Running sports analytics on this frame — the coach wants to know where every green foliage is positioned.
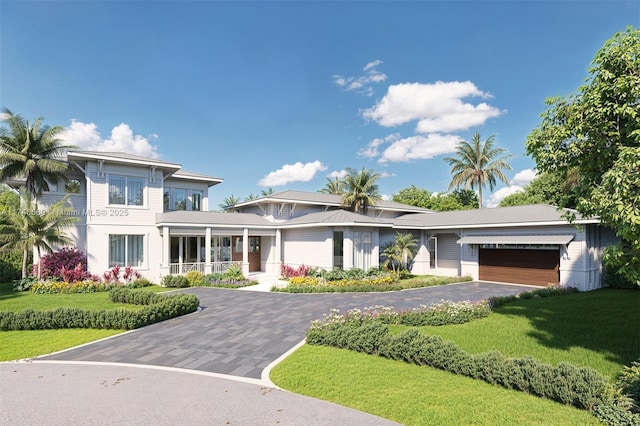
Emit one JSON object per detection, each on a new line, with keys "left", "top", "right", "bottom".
{"left": 12, "top": 277, "right": 35, "bottom": 292}
{"left": 0, "top": 249, "right": 26, "bottom": 282}
{"left": 308, "top": 317, "right": 610, "bottom": 410}
{"left": 0, "top": 108, "right": 75, "bottom": 198}
{"left": 161, "top": 274, "right": 190, "bottom": 288}
{"left": 592, "top": 404, "right": 640, "bottom": 426}
{"left": 184, "top": 270, "right": 204, "bottom": 286}
{"left": 381, "top": 232, "right": 417, "bottom": 276}
{"left": 392, "top": 185, "right": 478, "bottom": 211}
{"left": 0, "top": 288, "right": 199, "bottom": 330}
{"left": 525, "top": 27, "right": 640, "bottom": 286}
{"left": 275, "top": 274, "right": 471, "bottom": 293}
{"left": 617, "top": 359, "right": 640, "bottom": 411}
{"left": 444, "top": 131, "right": 513, "bottom": 209}
{"left": 341, "top": 167, "right": 381, "bottom": 214}
{"left": 30, "top": 280, "right": 114, "bottom": 294}
{"left": 224, "top": 264, "right": 244, "bottom": 280}
{"left": 499, "top": 172, "right": 578, "bottom": 208}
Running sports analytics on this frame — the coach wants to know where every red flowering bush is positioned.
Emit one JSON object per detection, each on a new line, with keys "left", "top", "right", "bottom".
{"left": 280, "top": 263, "right": 313, "bottom": 279}
{"left": 60, "top": 263, "right": 89, "bottom": 283}
{"left": 34, "top": 248, "right": 87, "bottom": 280}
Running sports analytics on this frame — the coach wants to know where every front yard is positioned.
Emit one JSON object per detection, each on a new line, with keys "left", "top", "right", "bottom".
{"left": 270, "top": 288, "right": 640, "bottom": 425}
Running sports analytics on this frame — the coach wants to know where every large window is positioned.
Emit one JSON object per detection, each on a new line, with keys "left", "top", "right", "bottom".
{"left": 173, "top": 188, "right": 187, "bottom": 210}
{"left": 109, "top": 234, "right": 144, "bottom": 267}
{"left": 211, "top": 237, "right": 231, "bottom": 262}
{"left": 353, "top": 231, "right": 372, "bottom": 270}
{"left": 109, "top": 176, "right": 144, "bottom": 206}
{"left": 333, "top": 231, "right": 344, "bottom": 269}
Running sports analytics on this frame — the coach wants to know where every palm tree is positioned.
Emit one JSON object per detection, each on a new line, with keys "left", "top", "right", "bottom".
{"left": 319, "top": 177, "right": 345, "bottom": 195}
{"left": 443, "top": 131, "right": 513, "bottom": 209}
{"left": 219, "top": 194, "right": 240, "bottom": 212}
{"left": 260, "top": 187, "right": 275, "bottom": 197}
{"left": 342, "top": 167, "right": 381, "bottom": 214}
{"left": 0, "top": 190, "right": 78, "bottom": 278}
{"left": 381, "top": 232, "right": 418, "bottom": 276}
{"left": 0, "top": 108, "right": 75, "bottom": 199}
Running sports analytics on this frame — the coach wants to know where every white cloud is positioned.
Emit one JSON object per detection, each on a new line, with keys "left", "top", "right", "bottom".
{"left": 510, "top": 168, "right": 537, "bottom": 186}
{"left": 486, "top": 186, "right": 525, "bottom": 208}
{"left": 378, "top": 133, "right": 462, "bottom": 163}
{"left": 333, "top": 60, "right": 387, "bottom": 96}
{"left": 357, "top": 134, "right": 400, "bottom": 158}
{"left": 379, "top": 171, "right": 396, "bottom": 178}
{"left": 361, "top": 81, "right": 503, "bottom": 133}
{"left": 259, "top": 161, "right": 327, "bottom": 187}
{"left": 328, "top": 169, "right": 348, "bottom": 179}
{"left": 380, "top": 194, "right": 391, "bottom": 201}
{"left": 485, "top": 169, "right": 537, "bottom": 207}
{"left": 61, "top": 120, "right": 160, "bottom": 158}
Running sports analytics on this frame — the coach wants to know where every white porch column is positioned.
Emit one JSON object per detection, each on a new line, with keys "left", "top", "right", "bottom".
{"left": 178, "top": 236, "right": 183, "bottom": 272}
{"left": 343, "top": 228, "right": 354, "bottom": 269}
{"left": 266, "top": 229, "right": 282, "bottom": 275}
{"left": 411, "top": 229, "right": 430, "bottom": 275}
{"left": 242, "top": 228, "right": 249, "bottom": 276}
{"left": 161, "top": 226, "right": 171, "bottom": 278}
{"left": 205, "top": 227, "right": 212, "bottom": 275}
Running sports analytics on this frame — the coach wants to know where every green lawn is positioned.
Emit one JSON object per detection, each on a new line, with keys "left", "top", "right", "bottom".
{"left": 0, "top": 282, "right": 172, "bottom": 361}
{"left": 270, "top": 345, "right": 600, "bottom": 426}
{"left": 395, "top": 288, "right": 640, "bottom": 379}
{"left": 271, "top": 288, "right": 639, "bottom": 424}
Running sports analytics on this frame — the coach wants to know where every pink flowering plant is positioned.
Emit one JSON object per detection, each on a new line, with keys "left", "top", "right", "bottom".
{"left": 33, "top": 247, "right": 87, "bottom": 280}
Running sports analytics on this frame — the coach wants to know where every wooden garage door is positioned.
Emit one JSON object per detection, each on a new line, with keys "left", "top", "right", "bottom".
{"left": 479, "top": 248, "right": 559, "bottom": 286}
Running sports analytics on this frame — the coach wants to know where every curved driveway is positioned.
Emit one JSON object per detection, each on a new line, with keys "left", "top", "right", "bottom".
{"left": 2, "top": 281, "right": 536, "bottom": 425}
{"left": 41, "top": 281, "right": 534, "bottom": 380}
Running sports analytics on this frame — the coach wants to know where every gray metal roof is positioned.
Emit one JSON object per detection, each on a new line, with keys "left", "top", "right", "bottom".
{"left": 170, "top": 170, "right": 223, "bottom": 185}
{"left": 156, "top": 211, "right": 274, "bottom": 227}
{"left": 393, "top": 204, "right": 597, "bottom": 229}
{"left": 284, "top": 209, "right": 393, "bottom": 227}
{"left": 457, "top": 234, "right": 575, "bottom": 245}
{"left": 67, "top": 151, "right": 182, "bottom": 169}
{"left": 235, "top": 190, "right": 432, "bottom": 213}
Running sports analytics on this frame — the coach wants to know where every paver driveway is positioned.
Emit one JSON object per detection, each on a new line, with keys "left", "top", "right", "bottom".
{"left": 41, "top": 281, "right": 536, "bottom": 380}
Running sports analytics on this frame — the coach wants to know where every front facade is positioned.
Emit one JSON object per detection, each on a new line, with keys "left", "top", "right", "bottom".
{"left": 32, "top": 151, "right": 617, "bottom": 292}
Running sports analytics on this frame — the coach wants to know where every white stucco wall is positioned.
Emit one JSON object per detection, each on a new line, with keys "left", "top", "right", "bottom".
{"left": 282, "top": 228, "right": 333, "bottom": 269}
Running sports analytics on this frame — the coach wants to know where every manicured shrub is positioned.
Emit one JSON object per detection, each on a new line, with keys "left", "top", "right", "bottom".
{"left": 0, "top": 289, "right": 199, "bottom": 331}
{"left": 161, "top": 275, "right": 190, "bottom": 288}
{"left": 0, "top": 250, "right": 25, "bottom": 282}
{"left": 35, "top": 247, "right": 87, "bottom": 280}
{"left": 593, "top": 403, "right": 640, "bottom": 426}
{"left": 184, "top": 270, "right": 204, "bottom": 286}
{"left": 617, "top": 359, "right": 640, "bottom": 412}
{"left": 30, "top": 279, "right": 115, "bottom": 294}
{"left": 12, "top": 277, "right": 35, "bottom": 292}
{"left": 307, "top": 309, "right": 610, "bottom": 411}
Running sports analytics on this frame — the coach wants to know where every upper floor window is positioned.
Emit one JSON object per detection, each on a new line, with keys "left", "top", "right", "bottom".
{"left": 109, "top": 176, "right": 144, "bottom": 206}
{"left": 192, "top": 190, "right": 202, "bottom": 211}
{"left": 173, "top": 188, "right": 187, "bottom": 210}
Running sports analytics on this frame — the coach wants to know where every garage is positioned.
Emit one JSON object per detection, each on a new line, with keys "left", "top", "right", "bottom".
{"left": 458, "top": 235, "right": 574, "bottom": 287}
{"left": 478, "top": 247, "right": 559, "bottom": 286}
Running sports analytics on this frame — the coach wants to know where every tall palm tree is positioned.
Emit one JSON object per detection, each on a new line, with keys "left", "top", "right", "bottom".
{"left": 319, "top": 177, "right": 345, "bottom": 195}
{"left": 342, "top": 167, "right": 381, "bottom": 214}
{"left": 444, "top": 131, "right": 513, "bottom": 209}
{"left": 0, "top": 108, "right": 75, "bottom": 199}
{"left": 219, "top": 194, "right": 240, "bottom": 212}
{"left": 0, "top": 190, "right": 78, "bottom": 278}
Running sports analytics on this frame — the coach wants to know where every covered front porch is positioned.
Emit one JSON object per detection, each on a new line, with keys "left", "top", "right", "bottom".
{"left": 159, "top": 225, "right": 279, "bottom": 277}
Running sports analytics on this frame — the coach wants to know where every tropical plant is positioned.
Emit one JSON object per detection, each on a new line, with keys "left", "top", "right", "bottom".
{"left": 244, "top": 193, "right": 258, "bottom": 201}
{"left": 525, "top": 26, "right": 640, "bottom": 286}
{"left": 219, "top": 194, "right": 240, "bottom": 212}
{"left": 381, "top": 232, "right": 418, "bottom": 276}
{"left": 0, "top": 108, "right": 75, "bottom": 199}
{"left": 260, "top": 187, "right": 275, "bottom": 197}
{"left": 0, "top": 190, "right": 78, "bottom": 278}
{"left": 341, "top": 167, "right": 381, "bottom": 214}
{"left": 443, "top": 131, "right": 513, "bottom": 209}
{"left": 319, "top": 177, "right": 345, "bottom": 195}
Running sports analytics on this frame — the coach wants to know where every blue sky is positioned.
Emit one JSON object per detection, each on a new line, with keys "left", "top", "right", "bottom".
{"left": 2, "top": 1, "right": 638, "bottom": 209}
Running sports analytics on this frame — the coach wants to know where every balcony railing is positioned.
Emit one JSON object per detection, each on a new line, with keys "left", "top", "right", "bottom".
{"left": 168, "top": 261, "right": 241, "bottom": 275}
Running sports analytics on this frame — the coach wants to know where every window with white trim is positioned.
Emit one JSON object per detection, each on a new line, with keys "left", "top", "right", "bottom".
{"left": 109, "top": 176, "right": 144, "bottom": 206}
{"left": 353, "top": 231, "right": 372, "bottom": 270}
{"left": 109, "top": 234, "right": 144, "bottom": 267}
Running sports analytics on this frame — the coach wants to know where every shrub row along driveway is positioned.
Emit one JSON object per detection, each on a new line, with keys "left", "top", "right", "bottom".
{"left": 41, "top": 282, "right": 535, "bottom": 379}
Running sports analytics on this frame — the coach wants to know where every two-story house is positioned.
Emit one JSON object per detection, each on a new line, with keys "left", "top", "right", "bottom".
{"left": 33, "top": 151, "right": 617, "bottom": 291}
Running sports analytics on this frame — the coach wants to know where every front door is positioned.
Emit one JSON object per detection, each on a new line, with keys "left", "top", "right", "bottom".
{"left": 232, "top": 236, "right": 261, "bottom": 272}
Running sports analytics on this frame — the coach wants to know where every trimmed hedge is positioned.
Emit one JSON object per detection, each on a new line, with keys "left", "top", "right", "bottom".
{"left": 306, "top": 321, "right": 609, "bottom": 411}
{"left": 0, "top": 288, "right": 199, "bottom": 331}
